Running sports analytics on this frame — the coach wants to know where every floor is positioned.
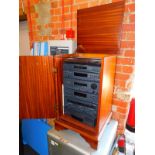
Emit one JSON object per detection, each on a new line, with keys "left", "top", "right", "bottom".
{"left": 20, "top": 144, "right": 39, "bottom": 155}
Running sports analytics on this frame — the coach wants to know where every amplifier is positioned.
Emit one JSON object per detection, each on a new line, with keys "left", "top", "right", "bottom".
{"left": 64, "top": 102, "right": 97, "bottom": 127}
{"left": 64, "top": 78, "right": 99, "bottom": 94}
{"left": 63, "top": 62, "right": 101, "bottom": 73}
{"left": 64, "top": 97, "right": 97, "bottom": 109}
{"left": 64, "top": 88, "right": 98, "bottom": 104}
{"left": 64, "top": 71, "right": 100, "bottom": 82}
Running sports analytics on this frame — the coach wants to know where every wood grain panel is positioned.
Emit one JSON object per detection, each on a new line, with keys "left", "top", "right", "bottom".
{"left": 19, "top": 56, "right": 55, "bottom": 118}
{"left": 54, "top": 53, "right": 116, "bottom": 149}
{"left": 98, "top": 56, "right": 116, "bottom": 132}
{"left": 77, "top": 1, "right": 125, "bottom": 54}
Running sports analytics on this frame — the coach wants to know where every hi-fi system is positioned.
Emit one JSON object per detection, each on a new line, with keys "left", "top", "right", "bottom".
{"left": 63, "top": 58, "right": 101, "bottom": 127}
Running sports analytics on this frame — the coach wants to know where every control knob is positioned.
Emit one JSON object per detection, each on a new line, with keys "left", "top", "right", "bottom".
{"left": 91, "top": 83, "right": 97, "bottom": 90}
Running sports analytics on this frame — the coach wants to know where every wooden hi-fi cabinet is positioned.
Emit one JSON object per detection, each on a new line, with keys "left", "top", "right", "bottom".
{"left": 54, "top": 53, "right": 116, "bottom": 149}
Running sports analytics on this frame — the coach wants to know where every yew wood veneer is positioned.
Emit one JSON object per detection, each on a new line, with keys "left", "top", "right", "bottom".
{"left": 54, "top": 53, "right": 116, "bottom": 149}
{"left": 19, "top": 56, "right": 55, "bottom": 118}
{"left": 77, "top": 1, "right": 125, "bottom": 54}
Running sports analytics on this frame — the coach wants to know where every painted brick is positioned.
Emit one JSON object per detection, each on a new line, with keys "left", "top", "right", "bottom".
{"left": 64, "top": 14, "right": 71, "bottom": 21}
{"left": 122, "top": 33, "right": 127, "bottom": 40}
{"left": 124, "top": 50, "right": 135, "bottom": 57}
{"left": 64, "top": 21, "right": 70, "bottom": 28}
{"left": 122, "top": 66, "right": 134, "bottom": 73}
{"left": 112, "top": 99, "right": 129, "bottom": 108}
{"left": 55, "top": 8, "right": 62, "bottom": 15}
{"left": 126, "top": 0, "right": 135, "bottom": 3}
{"left": 103, "top": 0, "right": 112, "bottom": 4}
{"left": 73, "top": 5, "right": 78, "bottom": 12}
{"left": 72, "top": 20, "right": 77, "bottom": 27}
{"left": 31, "top": 13, "right": 38, "bottom": 18}
{"left": 117, "top": 107, "right": 129, "bottom": 114}
{"left": 112, "top": 105, "right": 117, "bottom": 112}
{"left": 125, "top": 3, "right": 135, "bottom": 12}
{"left": 51, "top": 8, "right": 62, "bottom": 15}
{"left": 117, "top": 57, "right": 135, "bottom": 65}
{"left": 50, "top": 9, "right": 55, "bottom": 14}
{"left": 33, "top": 35, "right": 41, "bottom": 41}
{"left": 129, "top": 14, "right": 135, "bottom": 23}
{"left": 126, "top": 32, "right": 135, "bottom": 40}
{"left": 49, "top": 36, "right": 55, "bottom": 40}
{"left": 88, "top": 1, "right": 98, "bottom": 7}
{"left": 33, "top": 0, "right": 39, "bottom": 5}
{"left": 41, "top": 0, "right": 49, "bottom": 3}
{"left": 52, "top": 16, "right": 61, "bottom": 22}
{"left": 72, "top": 12, "right": 77, "bottom": 19}
{"left": 51, "top": 1, "right": 59, "bottom": 8}
{"left": 64, "top": 6, "right": 70, "bottom": 14}
{"left": 119, "top": 118, "right": 126, "bottom": 126}
{"left": 76, "top": 0, "right": 89, "bottom": 4}
{"left": 52, "top": 29, "right": 59, "bottom": 35}
{"left": 116, "top": 65, "right": 122, "bottom": 72}
{"left": 115, "top": 73, "right": 130, "bottom": 80}
{"left": 31, "top": 19, "right": 36, "bottom": 25}
{"left": 117, "top": 129, "right": 125, "bottom": 135}
{"left": 121, "top": 41, "right": 135, "bottom": 48}
{"left": 112, "top": 112, "right": 120, "bottom": 120}
{"left": 118, "top": 125, "right": 125, "bottom": 131}
{"left": 122, "top": 32, "right": 135, "bottom": 41}
{"left": 49, "top": 23, "right": 61, "bottom": 29}
{"left": 30, "top": 6, "right": 35, "bottom": 13}
{"left": 61, "top": 0, "right": 71, "bottom": 6}
{"left": 119, "top": 113, "right": 127, "bottom": 119}
{"left": 114, "top": 80, "right": 126, "bottom": 88}
{"left": 122, "top": 24, "right": 135, "bottom": 32}
{"left": 78, "top": 3, "right": 89, "bottom": 10}
{"left": 42, "top": 36, "right": 49, "bottom": 40}
{"left": 112, "top": 0, "right": 122, "bottom": 2}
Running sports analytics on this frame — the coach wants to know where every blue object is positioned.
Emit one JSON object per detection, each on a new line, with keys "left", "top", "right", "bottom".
{"left": 38, "top": 42, "right": 41, "bottom": 56}
{"left": 22, "top": 119, "right": 52, "bottom": 155}
{"left": 31, "top": 41, "right": 48, "bottom": 56}
{"left": 44, "top": 42, "right": 48, "bottom": 56}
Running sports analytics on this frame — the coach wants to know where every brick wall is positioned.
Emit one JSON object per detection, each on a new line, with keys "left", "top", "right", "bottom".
{"left": 26, "top": 0, "right": 135, "bottom": 135}
{"left": 19, "top": 0, "right": 28, "bottom": 16}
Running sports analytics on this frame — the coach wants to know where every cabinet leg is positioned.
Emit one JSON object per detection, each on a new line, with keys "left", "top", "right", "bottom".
{"left": 55, "top": 122, "right": 67, "bottom": 131}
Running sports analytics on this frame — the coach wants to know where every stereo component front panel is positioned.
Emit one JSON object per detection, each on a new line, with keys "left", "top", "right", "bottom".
{"left": 64, "top": 88, "right": 98, "bottom": 104}
{"left": 63, "top": 58, "right": 101, "bottom": 127}
{"left": 63, "top": 70, "right": 100, "bottom": 82}
{"left": 64, "top": 78, "right": 99, "bottom": 94}
{"left": 63, "top": 63, "right": 101, "bottom": 73}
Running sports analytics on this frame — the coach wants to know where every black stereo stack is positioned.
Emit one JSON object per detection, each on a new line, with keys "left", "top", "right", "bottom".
{"left": 63, "top": 58, "right": 101, "bottom": 127}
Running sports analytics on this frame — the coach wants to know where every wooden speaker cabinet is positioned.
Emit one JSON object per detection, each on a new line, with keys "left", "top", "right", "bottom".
{"left": 54, "top": 53, "right": 116, "bottom": 149}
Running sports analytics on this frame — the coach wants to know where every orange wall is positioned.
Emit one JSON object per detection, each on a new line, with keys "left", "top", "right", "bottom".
{"left": 26, "top": 0, "right": 135, "bottom": 135}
